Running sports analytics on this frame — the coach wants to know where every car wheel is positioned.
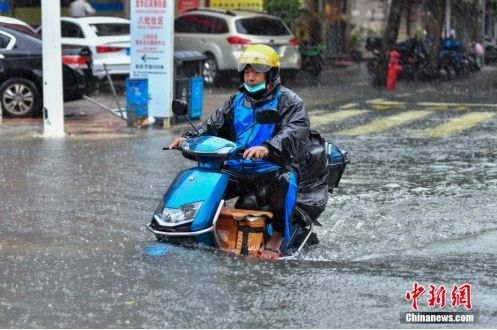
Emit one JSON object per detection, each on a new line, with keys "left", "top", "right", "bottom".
{"left": 203, "top": 54, "right": 222, "bottom": 86}
{"left": 0, "top": 78, "right": 41, "bottom": 118}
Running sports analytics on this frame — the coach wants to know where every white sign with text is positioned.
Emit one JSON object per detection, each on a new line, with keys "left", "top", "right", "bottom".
{"left": 130, "top": 0, "right": 174, "bottom": 118}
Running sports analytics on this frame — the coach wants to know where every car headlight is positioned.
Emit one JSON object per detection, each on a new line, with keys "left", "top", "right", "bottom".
{"left": 154, "top": 201, "right": 202, "bottom": 227}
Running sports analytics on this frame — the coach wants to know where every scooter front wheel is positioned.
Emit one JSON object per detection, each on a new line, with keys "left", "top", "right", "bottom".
{"left": 367, "top": 58, "right": 380, "bottom": 77}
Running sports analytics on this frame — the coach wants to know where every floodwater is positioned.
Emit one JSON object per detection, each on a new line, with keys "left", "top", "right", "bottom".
{"left": 1, "top": 115, "right": 497, "bottom": 328}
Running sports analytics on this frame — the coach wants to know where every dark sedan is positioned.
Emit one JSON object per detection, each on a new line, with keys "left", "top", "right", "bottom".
{"left": 0, "top": 26, "right": 93, "bottom": 118}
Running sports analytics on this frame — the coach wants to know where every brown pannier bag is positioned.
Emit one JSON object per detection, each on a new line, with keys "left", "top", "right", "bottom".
{"left": 215, "top": 208, "right": 273, "bottom": 255}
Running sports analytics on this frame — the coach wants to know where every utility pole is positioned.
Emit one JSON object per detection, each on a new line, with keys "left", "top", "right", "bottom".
{"left": 41, "top": 0, "right": 64, "bottom": 137}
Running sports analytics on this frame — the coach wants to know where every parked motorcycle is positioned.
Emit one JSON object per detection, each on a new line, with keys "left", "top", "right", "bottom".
{"left": 365, "top": 36, "right": 439, "bottom": 82}
{"left": 147, "top": 100, "right": 350, "bottom": 257}
{"left": 438, "top": 38, "right": 470, "bottom": 80}
{"left": 300, "top": 43, "right": 327, "bottom": 77}
{"left": 365, "top": 35, "right": 481, "bottom": 83}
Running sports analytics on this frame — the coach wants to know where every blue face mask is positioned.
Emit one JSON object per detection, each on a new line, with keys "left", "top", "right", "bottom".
{"left": 243, "top": 81, "right": 266, "bottom": 93}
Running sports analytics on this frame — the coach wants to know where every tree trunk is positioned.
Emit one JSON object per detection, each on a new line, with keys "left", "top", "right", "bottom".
{"left": 373, "top": 0, "right": 407, "bottom": 87}
{"left": 406, "top": 1, "right": 412, "bottom": 37}
{"left": 425, "top": 0, "right": 447, "bottom": 64}
{"left": 470, "top": 0, "right": 483, "bottom": 43}
{"left": 452, "top": 0, "right": 481, "bottom": 47}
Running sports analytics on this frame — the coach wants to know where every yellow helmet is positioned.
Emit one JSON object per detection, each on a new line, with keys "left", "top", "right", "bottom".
{"left": 237, "top": 44, "right": 280, "bottom": 73}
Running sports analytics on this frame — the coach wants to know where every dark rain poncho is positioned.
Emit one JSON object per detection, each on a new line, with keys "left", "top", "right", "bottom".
{"left": 184, "top": 76, "right": 329, "bottom": 226}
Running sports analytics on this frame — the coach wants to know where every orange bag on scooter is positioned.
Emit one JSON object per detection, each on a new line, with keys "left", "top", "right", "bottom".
{"left": 215, "top": 208, "right": 272, "bottom": 255}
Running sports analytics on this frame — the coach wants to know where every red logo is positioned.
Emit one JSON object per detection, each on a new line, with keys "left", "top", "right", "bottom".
{"left": 428, "top": 284, "right": 447, "bottom": 308}
{"left": 405, "top": 282, "right": 425, "bottom": 311}
{"left": 405, "top": 283, "right": 472, "bottom": 311}
{"left": 451, "top": 283, "right": 472, "bottom": 310}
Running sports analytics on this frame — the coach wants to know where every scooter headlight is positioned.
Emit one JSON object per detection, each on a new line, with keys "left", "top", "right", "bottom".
{"left": 154, "top": 201, "right": 202, "bottom": 227}
{"left": 181, "top": 141, "right": 190, "bottom": 150}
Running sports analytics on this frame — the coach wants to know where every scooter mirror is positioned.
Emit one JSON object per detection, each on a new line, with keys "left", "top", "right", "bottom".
{"left": 172, "top": 99, "right": 188, "bottom": 116}
{"left": 256, "top": 109, "right": 279, "bottom": 124}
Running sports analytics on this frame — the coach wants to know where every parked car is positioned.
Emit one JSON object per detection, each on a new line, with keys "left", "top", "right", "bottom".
{"left": 0, "top": 26, "right": 93, "bottom": 118}
{"left": 174, "top": 8, "right": 302, "bottom": 85}
{"left": 0, "top": 15, "right": 38, "bottom": 34}
{"left": 38, "top": 16, "right": 130, "bottom": 79}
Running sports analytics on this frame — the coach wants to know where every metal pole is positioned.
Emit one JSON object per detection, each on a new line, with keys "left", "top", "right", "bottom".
{"left": 103, "top": 63, "right": 124, "bottom": 119}
{"left": 445, "top": 0, "right": 451, "bottom": 37}
{"left": 41, "top": 0, "right": 64, "bottom": 137}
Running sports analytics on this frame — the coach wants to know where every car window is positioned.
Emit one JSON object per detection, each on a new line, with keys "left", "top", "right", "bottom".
{"left": 12, "top": 32, "right": 41, "bottom": 49}
{"left": 175, "top": 16, "right": 194, "bottom": 33}
{"left": 89, "top": 23, "right": 129, "bottom": 37}
{"left": 175, "top": 15, "right": 228, "bottom": 34}
{"left": 61, "top": 21, "right": 85, "bottom": 38}
{"left": 235, "top": 17, "right": 290, "bottom": 36}
{"left": 0, "top": 23, "right": 36, "bottom": 35}
{"left": 0, "top": 31, "right": 12, "bottom": 49}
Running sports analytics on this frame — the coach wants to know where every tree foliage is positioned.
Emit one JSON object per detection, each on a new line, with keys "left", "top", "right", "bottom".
{"left": 489, "top": 0, "right": 497, "bottom": 11}
{"left": 265, "top": 0, "right": 301, "bottom": 29}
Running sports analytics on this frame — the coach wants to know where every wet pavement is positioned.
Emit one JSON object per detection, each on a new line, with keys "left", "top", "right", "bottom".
{"left": 1, "top": 63, "right": 497, "bottom": 328}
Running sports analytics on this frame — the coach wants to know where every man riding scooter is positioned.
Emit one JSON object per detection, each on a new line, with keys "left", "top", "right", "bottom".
{"left": 169, "top": 44, "right": 316, "bottom": 260}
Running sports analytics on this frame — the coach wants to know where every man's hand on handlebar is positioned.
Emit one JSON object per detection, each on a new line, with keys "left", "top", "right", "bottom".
{"left": 243, "top": 146, "right": 269, "bottom": 160}
{"left": 169, "top": 137, "right": 186, "bottom": 149}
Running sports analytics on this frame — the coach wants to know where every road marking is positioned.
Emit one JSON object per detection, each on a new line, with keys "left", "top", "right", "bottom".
{"left": 367, "top": 98, "right": 386, "bottom": 103}
{"left": 425, "top": 105, "right": 449, "bottom": 111}
{"left": 418, "top": 102, "right": 497, "bottom": 108}
{"left": 366, "top": 99, "right": 407, "bottom": 106}
{"left": 337, "top": 110, "right": 433, "bottom": 136}
{"left": 371, "top": 104, "right": 406, "bottom": 111}
{"left": 310, "top": 110, "right": 368, "bottom": 127}
{"left": 340, "top": 103, "right": 359, "bottom": 109}
{"left": 365, "top": 99, "right": 407, "bottom": 111}
{"left": 419, "top": 112, "right": 496, "bottom": 138}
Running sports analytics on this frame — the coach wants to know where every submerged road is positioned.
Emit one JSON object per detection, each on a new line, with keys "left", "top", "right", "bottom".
{"left": 1, "top": 65, "right": 497, "bottom": 328}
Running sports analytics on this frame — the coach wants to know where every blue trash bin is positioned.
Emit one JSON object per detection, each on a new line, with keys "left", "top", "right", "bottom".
{"left": 126, "top": 78, "right": 148, "bottom": 125}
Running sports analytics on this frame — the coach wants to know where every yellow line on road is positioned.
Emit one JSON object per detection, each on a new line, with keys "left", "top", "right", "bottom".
{"left": 371, "top": 104, "right": 406, "bottom": 111}
{"left": 425, "top": 105, "right": 449, "bottom": 111}
{"left": 310, "top": 110, "right": 368, "bottom": 127}
{"left": 418, "top": 102, "right": 497, "bottom": 108}
{"left": 337, "top": 110, "right": 433, "bottom": 136}
{"left": 340, "top": 103, "right": 359, "bottom": 109}
{"left": 366, "top": 99, "right": 407, "bottom": 106}
{"left": 419, "top": 112, "right": 496, "bottom": 138}
{"left": 366, "top": 98, "right": 386, "bottom": 103}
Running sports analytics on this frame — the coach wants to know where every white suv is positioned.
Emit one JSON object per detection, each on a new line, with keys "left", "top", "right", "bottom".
{"left": 174, "top": 8, "right": 302, "bottom": 85}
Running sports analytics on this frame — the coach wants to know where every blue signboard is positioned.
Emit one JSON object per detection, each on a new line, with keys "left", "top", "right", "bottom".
{"left": 126, "top": 78, "right": 148, "bottom": 117}
{"left": 189, "top": 76, "right": 203, "bottom": 120}
{"left": 0, "top": 2, "right": 10, "bottom": 12}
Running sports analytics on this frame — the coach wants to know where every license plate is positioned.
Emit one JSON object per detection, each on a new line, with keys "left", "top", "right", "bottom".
{"left": 125, "top": 48, "right": 130, "bottom": 55}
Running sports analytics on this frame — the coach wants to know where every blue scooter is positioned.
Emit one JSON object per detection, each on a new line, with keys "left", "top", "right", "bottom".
{"left": 147, "top": 100, "right": 350, "bottom": 256}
